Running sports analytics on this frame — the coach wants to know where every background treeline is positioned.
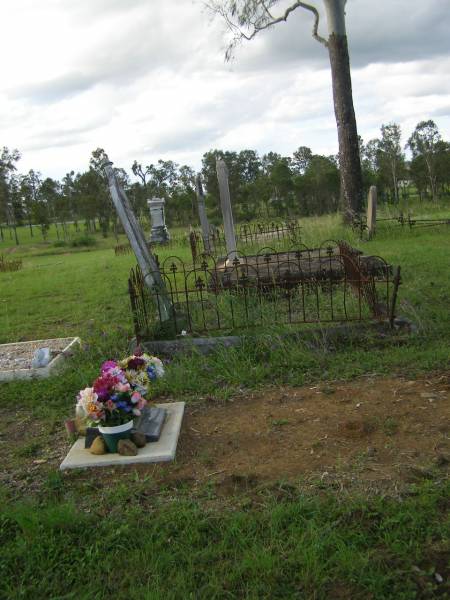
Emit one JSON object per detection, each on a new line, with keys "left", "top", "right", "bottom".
{"left": 0, "top": 120, "right": 449, "bottom": 242}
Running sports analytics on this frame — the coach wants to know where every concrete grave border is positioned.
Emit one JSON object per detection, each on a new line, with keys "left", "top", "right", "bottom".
{"left": 0, "top": 337, "right": 81, "bottom": 382}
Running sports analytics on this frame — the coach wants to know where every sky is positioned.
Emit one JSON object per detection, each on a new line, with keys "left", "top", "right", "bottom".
{"left": 1, "top": 0, "right": 449, "bottom": 180}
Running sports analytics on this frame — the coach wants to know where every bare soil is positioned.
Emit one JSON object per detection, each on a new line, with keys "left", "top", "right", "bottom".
{"left": 1, "top": 373, "right": 449, "bottom": 496}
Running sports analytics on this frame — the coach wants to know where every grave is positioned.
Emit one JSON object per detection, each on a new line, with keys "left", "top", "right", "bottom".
{"left": 60, "top": 402, "right": 185, "bottom": 470}
{"left": 0, "top": 337, "right": 80, "bottom": 382}
{"left": 148, "top": 197, "right": 170, "bottom": 244}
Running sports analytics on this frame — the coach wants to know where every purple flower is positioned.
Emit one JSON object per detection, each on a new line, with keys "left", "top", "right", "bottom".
{"left": 127, "top": 357, "right": 145, "bottom": 370}
{"left": 101, "top": 360, "right": 118, "bottom": 374}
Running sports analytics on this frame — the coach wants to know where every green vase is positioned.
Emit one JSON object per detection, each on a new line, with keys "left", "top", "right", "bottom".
{"left": 98, "top": 420, "right": 133, "bottom": 453}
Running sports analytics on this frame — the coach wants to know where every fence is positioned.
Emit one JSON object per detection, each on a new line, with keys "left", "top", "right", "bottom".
{"left": 128, "top": 241, "right": 401, "bottom": 341}
{"left": 353, "top": 213, "right": 450, "bottom": 239}
{"left": 190, "top": 220, "right": 302, "bottom": 262}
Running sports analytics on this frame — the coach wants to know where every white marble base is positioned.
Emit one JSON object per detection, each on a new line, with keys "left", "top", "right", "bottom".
{"left": 60, "top": 402, "right": 185, "bottom": 470}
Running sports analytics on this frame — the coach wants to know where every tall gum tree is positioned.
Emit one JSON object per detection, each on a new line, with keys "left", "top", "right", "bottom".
{"left": 206, "top": 0, "right": 364, "bottom": 221}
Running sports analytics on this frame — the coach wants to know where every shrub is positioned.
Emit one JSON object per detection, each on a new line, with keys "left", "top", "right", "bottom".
{"left": 53, "top": 240, "right": 67, "bottom": 248}
{"left": 70, "top": 236, "right": 97, "bottom": 248}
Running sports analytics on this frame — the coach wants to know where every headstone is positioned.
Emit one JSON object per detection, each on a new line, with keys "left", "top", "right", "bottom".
{"left": 367, "top": 186, "right": 377, "bottom": 239}
{"left": 102, "top": 159, "right": 174, "bottom": 324}
{"left": 196, "top": 174, "right": 212, "bottom": 253}
{"left": 148, "top": 198, "right": 170, "bottom": 244}
{"left": 31, "top": 347, "right": 51, "bottom": 368}
{"left": 134, "top": 406, "right": 167, "bottom": 442}
{"left": 216, "top": 159, "right": 238, "bottom": 260}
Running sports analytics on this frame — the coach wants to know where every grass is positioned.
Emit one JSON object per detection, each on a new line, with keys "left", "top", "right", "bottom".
{"left": 0, "top": 203, "right": 449, "bottom": 598}
{"left": 0, "top": 480, "right": 448, "bottom": 599}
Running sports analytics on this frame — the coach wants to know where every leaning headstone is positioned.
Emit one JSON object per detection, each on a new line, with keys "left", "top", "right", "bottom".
{"left": 216, "top": 159, "right": 238, "bottom": 260}
{"left": 148, "top": 198, "right": 170, "bottom": 244}
{"left": 367, "top": 186, "right": 377, "bottom": 239}
{"left": 196, "top": 174, "right": 212, "bottom": 253}
{"left": 102, "top": 159, "right": 174, "bottom": 325}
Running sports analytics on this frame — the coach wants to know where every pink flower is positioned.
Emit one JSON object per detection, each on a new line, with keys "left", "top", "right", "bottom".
{"left": 131, "top": 392, "right": 141, "bottom": 404}
{"left": 116, "top": 382, "right": 131, "bottom": 393}
{"left": 137, "top": 397, "right": 147, "bottom": 410}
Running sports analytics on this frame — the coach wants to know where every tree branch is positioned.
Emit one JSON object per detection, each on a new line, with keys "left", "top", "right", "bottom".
{"left": 205, "top": 1, "right": 328, "bottom": 61}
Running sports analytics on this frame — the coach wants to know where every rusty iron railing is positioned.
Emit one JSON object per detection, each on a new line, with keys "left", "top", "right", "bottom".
{"left": 128, "top": 241, "right": 400, "bottom": 341}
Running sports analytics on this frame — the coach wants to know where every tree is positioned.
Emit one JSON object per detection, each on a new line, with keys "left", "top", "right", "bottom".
{"left": 377, "top": 123, "right": 405, "bottom": 204}
{"left": 407, "top": 120, "right": 441, "bottom": 201}
{"left": 206, "top": 0, "right": 363, "bottom": 221}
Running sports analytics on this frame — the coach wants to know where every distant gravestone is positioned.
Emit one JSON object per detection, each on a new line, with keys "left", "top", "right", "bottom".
{"left": 196, "top": 174, "right": 212, "bottom": 253}
{"left": 367, "top": 186, "right": 377, "bottom": 239}
{"left": 216, "top": 159, "right": 238, "bottom": 260}
{"left": 148, "top": 198, "right": 170, "bottom": 244}
{"left": 103, "top": 159, "right": 174, "bottom": 324}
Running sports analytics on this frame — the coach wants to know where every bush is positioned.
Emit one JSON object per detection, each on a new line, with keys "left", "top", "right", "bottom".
{"left": 70, "top": 236, "right": 97, "bottom": 248}
{"left": 53, "top": 240, "right": 67, "bottom": 248}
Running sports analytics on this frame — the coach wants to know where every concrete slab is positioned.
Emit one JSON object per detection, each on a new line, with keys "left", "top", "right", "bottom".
{"left": 60, "top": 402, "right": 185, "bottom": 470}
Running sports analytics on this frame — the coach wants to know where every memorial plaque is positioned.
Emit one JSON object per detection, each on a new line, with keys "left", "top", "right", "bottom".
{"left": 134, "top": 406, "right": 167, "bottom": 442}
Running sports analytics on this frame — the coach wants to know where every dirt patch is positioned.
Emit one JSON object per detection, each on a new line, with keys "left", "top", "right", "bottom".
{"left": 1, "top": 373, "right": 449, "bottom": 496}
{"left": 158, "top": 372, "right": 450, "bottom": 491}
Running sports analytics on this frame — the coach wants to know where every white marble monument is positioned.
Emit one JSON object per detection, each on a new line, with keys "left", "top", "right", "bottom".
{"left": 148, "top": 198, "right": 170, "bottom": 244}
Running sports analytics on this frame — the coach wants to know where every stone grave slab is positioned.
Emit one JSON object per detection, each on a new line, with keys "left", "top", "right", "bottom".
{"left": 60, "top": 402, "right": 185, "bottom": 470}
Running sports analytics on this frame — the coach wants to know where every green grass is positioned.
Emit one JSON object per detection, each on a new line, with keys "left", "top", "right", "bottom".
{"left": 0, "top": 205, "right": 449, "bottom": 599}
{"left": 0, "top": 480, "right": 448, "bottom": 599}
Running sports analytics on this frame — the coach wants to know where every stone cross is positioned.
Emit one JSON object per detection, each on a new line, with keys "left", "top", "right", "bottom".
{"left": 148, "top": 198, "right": 170, "bottom": 244}
{"left": 367, "top": 186, "right": 377, "bottom": 239}
{"left": 195, "top": 174, "right": 212, "bottom": 253}
{"left": 216, "top": 159, "right": 238, "bottom": 260}
{"left": 102, "top": 160, "right": 173, "bottom": 323}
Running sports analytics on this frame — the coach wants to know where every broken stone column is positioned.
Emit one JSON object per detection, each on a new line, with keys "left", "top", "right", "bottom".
{"left": 102, "top": 159, "right": 174, "bottom": 324}
{"left": 367, "top": 186, "right": 377, "bottom": 239}
{"left": 216, "top": 159, "right": 237, "bottom": 260}
{"left": 148, "top": 198, "right": 170, "bottom": 244}
{"left": 196, "top": 174, "right": 212, "bottom": 253}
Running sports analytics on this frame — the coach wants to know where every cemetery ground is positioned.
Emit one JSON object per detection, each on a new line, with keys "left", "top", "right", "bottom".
{"left": 0, "top": 208, "right": 449, "bottom": 599}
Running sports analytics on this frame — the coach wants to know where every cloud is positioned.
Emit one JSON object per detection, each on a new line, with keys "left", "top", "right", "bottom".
{"left": 0, "top": 0, "right": 449, "bottom": 180}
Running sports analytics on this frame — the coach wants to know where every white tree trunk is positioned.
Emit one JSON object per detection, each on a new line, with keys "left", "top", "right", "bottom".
{"left": 322, "top": 0, "right": 347, "bottom": 36}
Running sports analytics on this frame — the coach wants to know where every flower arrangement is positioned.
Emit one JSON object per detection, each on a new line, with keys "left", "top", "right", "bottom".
{"left": 76, "top": 352, "right": 164, "bottom": 427}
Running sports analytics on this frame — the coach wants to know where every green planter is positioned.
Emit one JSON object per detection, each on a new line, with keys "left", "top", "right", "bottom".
{"left": 98, "top": 420, "right": 133, "bottom": 453}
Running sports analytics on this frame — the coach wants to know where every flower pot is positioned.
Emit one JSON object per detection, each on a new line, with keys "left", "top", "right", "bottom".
{"left": 98, "top": 420, "right": 133, "bottom": 453}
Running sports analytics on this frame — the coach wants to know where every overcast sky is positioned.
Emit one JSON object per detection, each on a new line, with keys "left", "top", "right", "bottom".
{"left": 1, "top": 0, "right": 449, "bottom": 179}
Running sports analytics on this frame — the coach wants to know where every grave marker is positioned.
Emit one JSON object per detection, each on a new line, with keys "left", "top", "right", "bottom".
{"left": 148, "top": 197, "right": 170, "bottom": 244}
{"left": 102, "top": 159, "right": 174, "bottom": 324}
{"left": 367, "top": 186, "right": 377, "bottom": 239}
{"left": 196, "top": 174, "right": 212, "bottom": 253}
{"left": 216, "top": 159, "right": 238, "bottom": 260}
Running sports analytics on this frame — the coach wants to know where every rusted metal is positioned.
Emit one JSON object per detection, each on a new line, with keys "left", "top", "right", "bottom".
{"left": 389, "top": 266, "right": 402, "bottom": 328}
{"left": 128, "top": 241, "right": 399, "bottom": 340}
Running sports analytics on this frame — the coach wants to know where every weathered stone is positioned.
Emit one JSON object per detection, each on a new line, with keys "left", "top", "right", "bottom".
{"left": 216, "top": 159, "right": 238, "bottom": 260}
{"left": 90, "top": 436, "right": 107, "bottom": 455}
{"left": 85, "top": 427, "right": 100, "bottom": 449}
{"left": 134, "top": 406, "right": 167, "bottom": 442}
{"left": 118, "top": 439, "right": 138, "bottom": 456}
{"left": 148, "top": 198, "right": 170, "bottom": 244}
{"left": 130, "top": 432, "right": 147, "bottom": 448}
{"left": 31, "top": 347, "right": 52, "bottom": 368}
{"left": 367, "top": 186, "right": 377, "bottom": 239}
